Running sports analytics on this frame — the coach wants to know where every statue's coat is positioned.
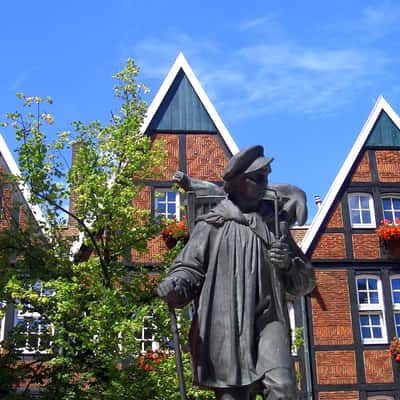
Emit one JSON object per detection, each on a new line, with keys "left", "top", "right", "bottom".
{"left": 168, "top": 199, "right": 314, "bottom": 389}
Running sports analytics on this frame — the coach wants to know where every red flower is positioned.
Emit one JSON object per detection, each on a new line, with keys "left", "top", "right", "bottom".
{"left": 376, "top": 219, "right": 400, "bottom": 244}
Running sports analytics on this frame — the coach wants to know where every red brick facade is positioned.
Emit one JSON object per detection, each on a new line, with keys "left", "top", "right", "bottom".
{"left": 363, "top": 350, "right": 393, "bottom": 384}
{"left": 186, "top": 134, "right": 228, "bottom": 180}
{"left": 318, "top": 392, "right": 359, "bottom": 400}
{"left": 350, "top": 151, "right": 371, "bottom": 182}
{"left": 315, "top": 350, "right": 357, "bottom": 385}
{"left": 376, "top": 150, "right": 400, "bottom": 182}
{"left": 352, "top": 233, "right": 380, "bottom": 259}
{"left": 311, "top": 270, "right": 353, "bottom": 345}
{"left": 312, "top": 233, "right": 346, "bottom": 259}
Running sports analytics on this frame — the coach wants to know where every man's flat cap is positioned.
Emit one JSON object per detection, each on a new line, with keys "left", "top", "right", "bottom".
{"left": 223, "top": 145, "right": 273, "bottom": 181}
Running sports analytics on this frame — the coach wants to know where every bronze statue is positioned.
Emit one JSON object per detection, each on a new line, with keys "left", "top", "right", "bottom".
{"left": 158, "top": 146, "right": 315, "bottom": 400}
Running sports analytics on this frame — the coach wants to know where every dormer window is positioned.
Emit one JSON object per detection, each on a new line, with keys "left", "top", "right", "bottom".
{"left": 348, "top": 193, "right": 375, "bottom": 228}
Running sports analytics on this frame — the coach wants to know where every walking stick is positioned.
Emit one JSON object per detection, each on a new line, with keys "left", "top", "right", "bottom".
{"left": 169, "top": 305, "right": 187, "bottom": 400}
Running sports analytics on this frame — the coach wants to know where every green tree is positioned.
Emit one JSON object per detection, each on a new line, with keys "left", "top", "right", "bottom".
{"left": 0, "top": 60, "right": 213, "bottom": 399}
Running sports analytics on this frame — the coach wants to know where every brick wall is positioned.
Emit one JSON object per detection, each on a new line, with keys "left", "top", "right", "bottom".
{"left": 153, "top": 133, "right": 179, "bottom": 180}
{"left": 352, "top": 233, "right": 380, "bottom": 259}
{"left": 375, "top": 150, "right": 400, "bottom": 182}
{"left": 318, "top": 392, "right": 359, "bottom": 400}
{"left": 363, "top": 350, "right": 394, "bottom": 384}
{"left": 0, "top": 187, "right": 12, "bottom": 232}
{"left": 327, "top": 202, "right": 343, "bottom": 229}
{"left": 186, "top": 134, "right": 228, "bottom": 180}
{"left": 315, "top": 350, "right": 357, "bottom": 385}
{"left": 351, "top": 151, "right": 371, "bottom": 182}
{"left": 311, "top": 270, "right": 353, "bottom": 345}
{"left": 312, "top": 233, "right": 346, "bottom": 259}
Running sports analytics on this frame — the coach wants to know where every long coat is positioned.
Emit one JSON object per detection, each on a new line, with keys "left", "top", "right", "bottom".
{"left": 167, "top": 199, "right": 314, "bottom": 389}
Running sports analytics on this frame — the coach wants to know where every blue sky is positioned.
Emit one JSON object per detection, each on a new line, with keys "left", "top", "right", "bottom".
{"left": 2, "top": 1, "right": 400, "bottom": 220}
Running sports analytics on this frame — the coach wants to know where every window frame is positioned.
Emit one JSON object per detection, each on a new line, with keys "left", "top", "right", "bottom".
{"left": 138, "top": 315, "right": 159, "bottom": 354}
{"left": 348, "top": 193, "right": 376, "bottom": 228}
{"left": 356, "top": 274, "right": 387, "bottom": 345}
{"left": 13, "top": 282, "right": 53, "bottom": 354}
{"left": 381, "top": 195, "right": 400, "bottom": 224}
{"left": 390, "top": 274, "right": 400, "bottom": 337}
{"left": 154, "top": 189, "right": 181, "bottom": 220}
{"left": 0, "top": 302, "right": 5, "bottom": 342}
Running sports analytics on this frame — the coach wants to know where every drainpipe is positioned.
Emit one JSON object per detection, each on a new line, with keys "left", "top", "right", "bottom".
{"left": 301, "top": 295, "right": 314, "bottom": 400}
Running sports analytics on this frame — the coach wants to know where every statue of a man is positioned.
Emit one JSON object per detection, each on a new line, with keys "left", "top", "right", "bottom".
{"left": 157, "top": 146, "right": 315, "bottom": 400}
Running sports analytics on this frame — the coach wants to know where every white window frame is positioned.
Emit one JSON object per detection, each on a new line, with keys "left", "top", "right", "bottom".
{"left": 348, "top": 193, "right": 376, "bottom": 228}
{"left": 154, "top": 189, "right": 181, "bottom": 220}
{"left": 0, "top": 301, "right": 5, "bottom": 342}
{"left": 381, "top": 195, "right": 400, "bottom": 224}
{"left": 356, "top": 274, "right": 387, "bottom": 344}
{"left": 390, "top": 274, "right": 400, "bottom": 337}
{"left": 138, "top": 315, "right": 159, "bottom": 354}
{"left": 287, "top": 302, "right": 297, "bottom": 355}
{"left": 14, "top": 282, "right": 53, "bottom": 354}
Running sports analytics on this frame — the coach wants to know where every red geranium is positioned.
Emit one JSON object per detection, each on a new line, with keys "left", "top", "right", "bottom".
{"left": 390, "top": 336, "right": 400, "bottom": 362}
{"left": 376, "top": 219, "right": 400, "bottom": 244}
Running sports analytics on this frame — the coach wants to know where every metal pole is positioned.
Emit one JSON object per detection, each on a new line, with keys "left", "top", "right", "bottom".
{"left": 169, "top": 306, "right": 187, "bottom": 400}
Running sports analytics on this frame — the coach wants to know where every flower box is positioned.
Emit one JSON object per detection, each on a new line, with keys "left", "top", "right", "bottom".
{"left": 390, "top": 336, "right": 400, "bottom": 363}
{"left": 160, "top": 217, "right": 189, "bottom": 249}
{"left": 376, "top": 219, "right": 400, "bottom": 258}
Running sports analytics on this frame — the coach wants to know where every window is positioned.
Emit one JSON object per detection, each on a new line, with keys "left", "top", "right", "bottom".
{"left": 356, "top": 275, "right": 387, "bottom": 344}
{"left": 14, "top": 282, "right": 53, "bottom": 353}
{"left": 367, "top": 396, "right": 394, "bottom": 400}
{"left": 138, "top": 316, "right": 159, "bottom": 353}
{"left": 382, "top": 196, "right": 400, "bottom": 223}
{"left": 0, "top": 302, "right": 5, "bottom": 342}
{"left": 391, "top": 275, "right": 400, "bottom": 336}
{"left": 348, "top": 193, "right": 375, "bottom": 228}
{"left": 154, "top": 189, "right": 181, "bottom": 220}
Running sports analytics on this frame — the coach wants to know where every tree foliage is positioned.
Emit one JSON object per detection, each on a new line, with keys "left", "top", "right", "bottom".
{"left": 0, "top": 60, "right": 213, "bottom": 399}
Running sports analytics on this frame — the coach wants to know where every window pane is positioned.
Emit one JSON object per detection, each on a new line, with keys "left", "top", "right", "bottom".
{"left": 362, "top": 326, "right": 371, "bottom": 338}
{"left": 368, "top": 279, "right": 378, "bottom": 290}
{"left": 362, "top": 210, "right": 371, "bottom": 224}
{"left": 393, "top": 292, "right": 400, "bottom": 304}
{"left": 372, "top": 327, "right": 382, "bottom": 338}
{"left": 167, "top": 192, "right": 176, "bottom": 201}
{"left": 370, "top": 315, "right": 380, "bottom": 325}
{"left": 357, "top": 279, "right": 367, "bottom": 290}
{"left": 351, "top": 210, "right": 361, "bottom": 224}
{"left": 167, "top": 203, "right": 176, "bottom": 215}
{"left": 360, "top": 196, "right": 370, "bottom": 208}
{"left": 395, "top": 314, "right": 400, "bottom": 336}
{"left": 393, "top": 198, "right": 400, "bottom": 208}
{"left": 360, "top": 315, "right": 369, "bottom": 325}
{"left": 383, "top": 211, "right": 393, "bottom": 221}
{"left": 369, "top": 292, "right": 379, "bottom": 304}
{"left": 382, "top": 198, "right": 391, "bottom": 209}
{"left": 392, "top": 278, "right": 400, "bottom": 290}
{"left": 358, "top": 292, "right": 368, "bottom": 304}
{"left": 350, "top": 196, "right": 359, "bottom": 209}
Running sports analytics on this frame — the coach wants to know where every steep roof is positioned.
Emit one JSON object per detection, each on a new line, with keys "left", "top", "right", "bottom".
{"left": 301, "top": 96, "right": 400, "bottom": 254}
{"left": 0, "top": 133, "right": 45, "bottom": 226}
{"left": 141, "top": 52, "right": 239, "bottom": 155}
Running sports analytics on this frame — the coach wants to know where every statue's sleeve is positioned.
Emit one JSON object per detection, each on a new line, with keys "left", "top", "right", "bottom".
{"left": 164, "top": 221, "right": 211, "bottom": 307}
{"left": 283, "top": 234, "right": 315, "bottom": 296}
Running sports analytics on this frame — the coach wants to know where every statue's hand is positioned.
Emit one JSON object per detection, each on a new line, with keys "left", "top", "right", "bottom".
{"left": 268, "top": 240, "right": 291, "bottom": 271}
{"left": 156, "top": 276, "right": 191, "bottom": 307}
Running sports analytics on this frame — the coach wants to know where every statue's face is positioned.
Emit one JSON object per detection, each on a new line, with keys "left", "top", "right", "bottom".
{"left": 238, "top": 170, "right": 269, "bottom": 207}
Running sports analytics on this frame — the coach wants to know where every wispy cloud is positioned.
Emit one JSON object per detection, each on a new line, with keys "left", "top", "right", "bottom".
{"left": 238, "top": 14, "right": 278, "bottom": 32}
{"left": 130, "top": 7, "right": 395, "bottom": 121}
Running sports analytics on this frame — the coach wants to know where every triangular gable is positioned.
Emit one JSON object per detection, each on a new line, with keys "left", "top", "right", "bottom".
{"left": 0, "top": 133, "right": 45, "bottom": 227}
{"left": 141, "top": 52, "right": 239, "bottom": 155}
{"left": 301, "top": 96, "right": 400, "bottom": 254}
{"left": 366, "top": 110, "right": 400, "bottom": 147}
{"left": 148, "top": 70, "right": 217, "bottom": 132}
